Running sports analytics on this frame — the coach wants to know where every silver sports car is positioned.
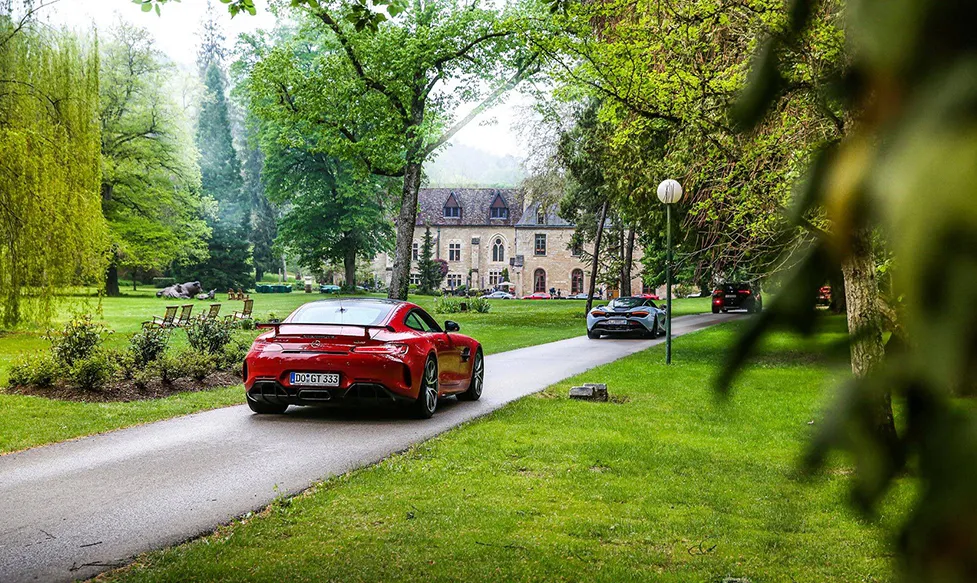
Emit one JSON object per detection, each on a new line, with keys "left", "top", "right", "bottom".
{"left": 586, "top": 297, "right": 666, "bottom": 339}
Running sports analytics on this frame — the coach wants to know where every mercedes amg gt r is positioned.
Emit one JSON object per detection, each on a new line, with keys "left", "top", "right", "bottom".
{"left": 586, "top": 296, "right": 666, "bottom": 339}
{"left": 243, "top": 299, "right": 484, "bottom": 419}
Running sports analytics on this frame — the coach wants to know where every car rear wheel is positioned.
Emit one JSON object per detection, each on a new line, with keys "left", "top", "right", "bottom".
{"left": 413, "top": 356, "right": 439, "bottom": 419}
{"left": 246, "top": 395, "right": 288, "bottom": 415}
{"left": 458, "top": 349, "right": 483, "bottom": 402}
{"left": 712, "top": 305, "right": 720, "bottom": 314}
{"left": 587, "top": 328, "right": 601, "bottom": 339}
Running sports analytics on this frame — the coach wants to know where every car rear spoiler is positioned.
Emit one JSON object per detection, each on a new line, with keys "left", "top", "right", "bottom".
{"left": 256, "top": 322, "right": 395, "bottom": 338}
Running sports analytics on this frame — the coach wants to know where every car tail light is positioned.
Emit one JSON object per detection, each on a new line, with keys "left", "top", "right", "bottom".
{"left": 630, "top": 311, "right": 650, "bottom": 317}
{"left": 713, "top": 289, "right": 722, "bottom": 295}
{"left": 591, "top": 310, "right": 606, "bottom": 317}
{"left": 741, "top": 290, "right": 751, "bottom": 295}
{"left": 352, "top": 344, "right": 409, "bottom": 356}
{"left": 259, "top": 342, "right": 284, "bottom": 353}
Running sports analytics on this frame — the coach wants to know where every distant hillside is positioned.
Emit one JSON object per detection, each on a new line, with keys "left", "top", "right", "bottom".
{"left": 424, "top": 143, "right": 526, "bottom": 187}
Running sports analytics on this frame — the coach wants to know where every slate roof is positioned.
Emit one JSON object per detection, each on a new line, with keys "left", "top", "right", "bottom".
{"left": 416, "top": 188, "right": 525, "bottom": 227}
{"left": 515, "top": 201, "right": 575, "bottom": 228}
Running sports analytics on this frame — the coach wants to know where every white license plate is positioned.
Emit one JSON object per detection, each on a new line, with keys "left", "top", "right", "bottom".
{"left": 290, "top": 372, "right": 340, "bottom": 387}
{"left": 608, "top": 318, "right": 627, "bottom": 327}
{"left": 725, "top": 294, "right": 737, "bottom": 299}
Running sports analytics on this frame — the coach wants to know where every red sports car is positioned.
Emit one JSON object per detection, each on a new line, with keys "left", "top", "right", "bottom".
{"left": 522, "top": 292, "right": 551, "bottom": 300}
{"left": 243, "top": 299, "right": 484, "bottom": 419}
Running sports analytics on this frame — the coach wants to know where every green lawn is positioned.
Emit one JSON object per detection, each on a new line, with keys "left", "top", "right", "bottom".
{"left": 103, "top": 317, "right": 909, "bottom": 583}
{"left": 0, "top": 291, "right": 709, "bottom": 454}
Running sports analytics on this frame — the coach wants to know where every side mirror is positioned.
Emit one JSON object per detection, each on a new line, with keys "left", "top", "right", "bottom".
{"left": 444, "top": 320, "right": 460, "bottom": 333}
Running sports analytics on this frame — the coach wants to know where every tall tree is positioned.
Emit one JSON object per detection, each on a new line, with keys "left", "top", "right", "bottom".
{"left": 242, "top": 0, "right": 539, "bottom": 300}
{"left": 178, "top": 19, "right": 254, "bottom": 291}
{"left": 100, "top": 21, "right": 208, "bottom": 297}
{"left": 261, "top": 131, "right": 394, "bottom": 289}
{"left": 0, "top": 13, "right": 106, "bottom": 326}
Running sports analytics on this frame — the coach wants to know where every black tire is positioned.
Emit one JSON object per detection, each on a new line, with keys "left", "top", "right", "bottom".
{"left": 712, "top": 305, "right": 720, "bottom": 314}
{"left": 413, "top": 356, "right": 439, "bottom": 419}
{"left": 587, "top": 328, "right": 601, "bottom": 339}
{"left": 458, "top": 348, "right": 484, "bottom": 402}
{"left": 246, "top": 395, "right": 288, "bottom": 415}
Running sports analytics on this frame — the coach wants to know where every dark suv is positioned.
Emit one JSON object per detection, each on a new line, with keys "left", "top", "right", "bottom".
{"left": 712, "top": 283, "right": 762, "bottom": 313}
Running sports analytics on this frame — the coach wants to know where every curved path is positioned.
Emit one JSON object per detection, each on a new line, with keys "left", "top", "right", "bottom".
{"left": 0, "top": 312, "right": 735, "bottom": 582}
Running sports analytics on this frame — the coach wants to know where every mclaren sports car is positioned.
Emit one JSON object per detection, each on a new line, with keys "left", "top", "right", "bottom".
{"left": 586, "top": 296, "right": 666, "bottom": 339}
{"left": 243, "top": 299, "right": 484, "bottom": 418}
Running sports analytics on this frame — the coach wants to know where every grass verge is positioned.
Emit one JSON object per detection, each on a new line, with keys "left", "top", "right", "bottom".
{"left": 101, "top": 317, "right": 908, "bottom": 583}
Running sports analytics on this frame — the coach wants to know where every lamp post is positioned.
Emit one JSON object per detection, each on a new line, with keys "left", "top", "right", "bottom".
{"left": 657, "top": 179, "right": 683, "bottom": 364}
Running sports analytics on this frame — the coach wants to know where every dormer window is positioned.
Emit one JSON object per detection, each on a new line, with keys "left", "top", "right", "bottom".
{"left": 490, "top": 192, "right": 509, "bottom": 219}
{"left": 443, "top": 192, "right": 462, "bottom": 219}
{"left": 537, "top": 208, "right": 546, "bottom": 225}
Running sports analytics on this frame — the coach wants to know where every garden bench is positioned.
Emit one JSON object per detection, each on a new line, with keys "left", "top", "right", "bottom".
{"left": 226, "top": 298, "right": 253, "bottom": 323}
{"left": 174, "top": 304, "right": 194, "bottom": 327}
{"left": 144, "top": 305, "right": 178, "bottom": 329}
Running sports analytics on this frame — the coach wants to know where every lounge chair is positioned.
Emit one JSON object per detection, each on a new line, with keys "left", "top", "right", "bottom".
{"left": 226, "top": 298, "right": 253, "bottom": 323}
{"left": 174, "top": 304, "right": 194, "bottom": 327}
{"left": 199, "top": 303, "right": 221, "bottom": 321}
{"left": 144, "top": 305, "right": 178, "bottom": 329}
{"left": 227, "top": 289, "right": 235, "bottom": 300}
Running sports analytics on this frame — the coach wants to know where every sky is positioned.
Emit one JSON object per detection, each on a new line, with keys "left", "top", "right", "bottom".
{"left": 43, "top": 0, "right": 529, "bottom": 159}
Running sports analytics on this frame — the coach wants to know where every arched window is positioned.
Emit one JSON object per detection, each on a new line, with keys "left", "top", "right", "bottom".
{"left": 492, "top": 238, "right": 505, "bottom": 262}
{"left": 571, "top": 269, "right": 584, "bottom": 294}
{"left": 534, "top": 268, "right": 546, "bottom": 293}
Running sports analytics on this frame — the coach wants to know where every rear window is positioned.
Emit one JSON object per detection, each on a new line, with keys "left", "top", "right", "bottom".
{"left": 288, "top": 301, "right": 394, "bottom": 326}
{"left": 609, "top": 297, "right": 646, "bottom": 310}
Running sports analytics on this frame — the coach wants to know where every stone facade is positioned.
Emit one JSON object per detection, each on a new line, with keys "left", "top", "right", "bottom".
{"left": 369, "top": 188, "right": 645, "bottom": 297}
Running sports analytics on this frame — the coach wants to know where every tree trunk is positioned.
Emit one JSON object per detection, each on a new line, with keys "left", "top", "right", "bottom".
{"left": 586, "top": 201, "right": 610, "bottom": 313}
{"left": 343, "top": 245, "right": 357, "bottom": 290}
{"left": 621, "top": 224, "right": 636, "bottom": 296}
{"left": 389, "top": 161, "right": 423, "bottom": 301}
{"left": 841, "top": 227, "right": 897, "bottom": 443}
{"left": 132, "top": 268, "right": 138, "bottom": 291}
{"left": 106, "top": 264, "right": 120, "bottom": 297}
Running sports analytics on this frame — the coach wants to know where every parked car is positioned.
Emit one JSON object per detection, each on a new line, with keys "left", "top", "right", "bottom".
{"left": 319, "top": 284, "right": 341, "bottom": 294}
{"left": 244, "top": 299, "right": 484, "bottom": 419}
{"left": 816, "top": 285, "right": 832, "bottom": 306}
{"left": 522, "top": 292, "right": 552, "bottom": 300}
{"left": 568, "top": 292, "right": 590, "bottom": 300}
{"left": 481, "top": 291, "right": 514, "bottom": 300}
{"left": 712, "top": 282, "right": 762, "bottom": 313}
{"left": 586, "top": 296, "right": 666, "bottom": 339}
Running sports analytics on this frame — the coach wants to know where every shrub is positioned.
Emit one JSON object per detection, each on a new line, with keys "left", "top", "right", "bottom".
{"left": 468, "top": 296, "right": 491, "bottom": 313}
{"left": 185, "top": 317, "right": 234, "bottom": 355}
{"left": 220, "top": 336, "right": 252, "bottom": 370}
{"left": 434, "top": 295, "right": 461, "bottom": 314}
{"left": 156, "top": 352, "right": 189, "bottom": 384}
{"left": 237, "top": 317, "right": 256, "bottom": 331}
{"left": 69, "top": 351, "right": 117, "bottom": 391}
{"left": 46, "top": 315, "right": 111, "bottom": 366}
{"left": 152, "top": 277, "right": 176, "bottom": 288}
{"left": 173, "top": 349, "right": 217, "bottom": 382}
{"left": 673, "top": 283, "right": 698, "bottom": 298}
{"left": 128, "top": 326, "right": 170, "bottom": 367}
{"left": 132, "top": 366, "right": 156, "bottom": 389}
{"left": 8, "top": 352, "right": 60, "bottom": 388}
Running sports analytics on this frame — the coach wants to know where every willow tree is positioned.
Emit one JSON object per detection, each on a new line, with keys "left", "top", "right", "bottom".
{"left": 0, "top": 17, "right": 106, "bottom": 327}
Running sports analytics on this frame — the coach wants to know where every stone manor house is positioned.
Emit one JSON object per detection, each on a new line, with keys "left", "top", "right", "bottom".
{"left": 369, "top": 188, "right": 645, "bottom": 297}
